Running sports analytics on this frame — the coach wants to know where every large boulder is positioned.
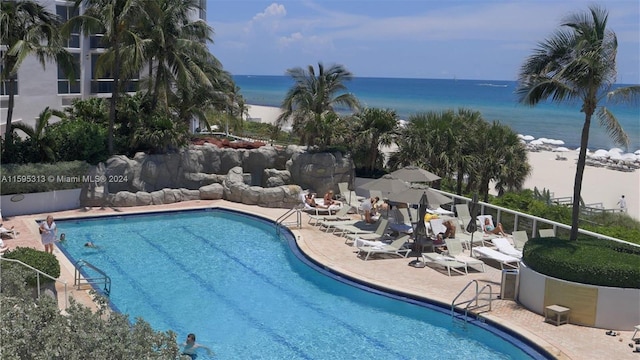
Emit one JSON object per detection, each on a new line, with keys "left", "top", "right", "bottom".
{"left": 288, "top": 151, "right": 354, "bottom": 195}
{"left": 199, "top": 183, "right": 224, "bottom": 200}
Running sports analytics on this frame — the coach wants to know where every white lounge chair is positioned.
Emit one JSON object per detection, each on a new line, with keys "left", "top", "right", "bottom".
{"left": 343, "top": 219, "right": 390, "bottom": 244}
{"left": 357, "top": 235, "right": 411, "bottom": 261}
{"left": 471, "top": 246, "right": 520, "bottom": 269}
{"left": 334, "top": 218, "right": 386, "bottom": 238}
{"left": 491, "top": 238, "right": 523, "bottom": 258}
{"left": 421, "top": 252, "right": 468, "bottom": 276}
{"left": 318, "top": 218, "right": 360, "bottom": 233}
{"left": 307, "top": 206, "right": 351, "bottom": 225}
{"left": 512, "top": 231, "right": 529, "bottom": 250}
{"left": 444, "top": 238, "right": 485, "bottom": 273}
{"left": 477, "top": 215, "right": 501, "bottom": 239}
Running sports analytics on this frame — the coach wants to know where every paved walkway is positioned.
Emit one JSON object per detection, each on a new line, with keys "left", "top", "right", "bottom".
{"left": 2, "top": 200, "right": 637, "bottom": 359}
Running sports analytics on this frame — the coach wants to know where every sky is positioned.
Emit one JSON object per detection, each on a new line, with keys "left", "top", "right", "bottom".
{"left": 206, "top": 0, "right": 640, "bottom": 83}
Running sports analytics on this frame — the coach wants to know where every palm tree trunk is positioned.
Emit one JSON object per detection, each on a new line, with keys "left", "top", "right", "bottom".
{"left": 3, "top": 78, "right": 17, "bottom": 155}
{"left": 456, "top": 161, "right": 464, "bottom": 196}
{"left": 108, "top": 39, "right": 121, "bottom": 155}
{"left": 570, "top": 114, "right": 592, "bottom": 241}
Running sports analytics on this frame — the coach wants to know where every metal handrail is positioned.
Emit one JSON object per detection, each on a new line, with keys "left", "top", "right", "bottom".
{"left": 275, "top": 207, "right": 302, "bottom": 235}
{"left": 451, "top": 280, "right": 493, "bottom": 325}
{"left": 0, "top": 257, "right": 68, "bottom": 309}
{"left": 74, "top": 259, "right": 111, "bottom": 296}
{"left": 430, "top": 188, "right": 639, "bottom": 247}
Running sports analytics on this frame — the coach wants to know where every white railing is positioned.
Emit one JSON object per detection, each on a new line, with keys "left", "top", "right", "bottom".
{"left": 0, "top": 257, "right": 68, "bottom": 309}
{"left": 430, "top": 189, "right": 639, "bottom": 248}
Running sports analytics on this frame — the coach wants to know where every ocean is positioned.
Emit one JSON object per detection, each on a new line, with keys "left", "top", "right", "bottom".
{"left": 233, "top": 75, "right": 640, "bottom": 152}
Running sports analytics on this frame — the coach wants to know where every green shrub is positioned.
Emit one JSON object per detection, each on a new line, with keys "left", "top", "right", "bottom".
{"left": 47, "top": 119, "right": 108, "bottom": 164}
{"left": 523, "top": 237, "right": 640, "bottom": 288}
{"left": 0, "top": 161, "right": 90, "bottom": 195}
{"left": 2, "top": 247, "right": 61, "bottom": 285}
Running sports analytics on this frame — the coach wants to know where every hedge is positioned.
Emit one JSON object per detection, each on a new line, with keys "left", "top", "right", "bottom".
{"left": 2, "top": 247, "right": 61, "bottom": 285}
{"left": 0, "top": 161, "right": 90, "bottom": 195}
{"left": 523, "top": 237, "right": 640, "bottom": 288}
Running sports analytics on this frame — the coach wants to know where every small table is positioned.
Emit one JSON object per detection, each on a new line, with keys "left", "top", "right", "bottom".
{"left": 545, "top": 305, "right": 570, "bottom": 326}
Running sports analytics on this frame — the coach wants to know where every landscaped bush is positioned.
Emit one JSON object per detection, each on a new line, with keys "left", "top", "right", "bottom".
{"left": 0, "top": 161, "right": 90, "bottom": 195}
{"left": 523, "top": 237, "right": 640, "bottom": 288}
{"left": 2, "top": 247, "right": 61, "bottom": 285}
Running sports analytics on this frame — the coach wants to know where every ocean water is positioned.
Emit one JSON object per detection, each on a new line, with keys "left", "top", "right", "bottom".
{"left": 233, "top": 75, "right": 640, "bottom": 151}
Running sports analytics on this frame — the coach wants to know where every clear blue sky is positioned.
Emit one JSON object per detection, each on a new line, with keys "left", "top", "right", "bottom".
{"left": 206, "top": 0, "right": 640, "bottom": 83}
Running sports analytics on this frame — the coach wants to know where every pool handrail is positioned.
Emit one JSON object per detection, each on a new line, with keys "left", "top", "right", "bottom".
{"left": 0, "top": 256, "right": 68, "bottom": 309}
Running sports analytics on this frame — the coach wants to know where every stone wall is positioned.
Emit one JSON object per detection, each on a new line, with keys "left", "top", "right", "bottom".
{"left": 80, "top": 144, "right": 354, "bottom": 209}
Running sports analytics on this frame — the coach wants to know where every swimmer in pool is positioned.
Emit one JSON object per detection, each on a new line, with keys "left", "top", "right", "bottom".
{"left": 180, "top": 333, "right": 213, "bottom": 359}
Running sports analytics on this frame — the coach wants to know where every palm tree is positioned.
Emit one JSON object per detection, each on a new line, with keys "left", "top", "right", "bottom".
{"left": 138, "top": 0, "right": 214, "bottom": 110}
{"left": 352, "top": 108, "right": 398, "bottom": 173}
{"left": 277, "top": 63, "right": 360, "bottom": 147}
{"left": 66, "top": 0, "right": 147, "bottom": 155}
{"left": 12, "top": 107, "right": 65, "bottom": 162}
{"left": 516, "top": 5, "right": 639, "bottom": 240}
{"left": 0, "top": 0, "right": 75, "bottom": 150}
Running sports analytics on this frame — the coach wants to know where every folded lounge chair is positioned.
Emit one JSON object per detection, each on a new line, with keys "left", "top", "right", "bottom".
{"left": 357, "top": 235, "right": 411, "bottom": 261}
{"left": 421, "top": 252, "right": 468, "bottom": 276}
{"left": 444, "top": 238, "right": 485, "bottom": 273}
{"left": 0, "top": 225, "right": 17, "bottom": 239}
{"left": 471, "top": 247, "right": 520, "bottom": 269}
{"left": 491, "top": 237, "right": 523, "bottom": 258}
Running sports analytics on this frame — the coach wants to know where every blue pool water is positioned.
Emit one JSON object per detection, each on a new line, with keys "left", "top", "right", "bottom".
{"left": 57, "top": 209, "right": 546, "bottom": 359}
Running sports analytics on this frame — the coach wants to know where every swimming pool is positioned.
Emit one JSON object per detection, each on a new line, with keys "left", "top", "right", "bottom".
{"left": 57, "top": 209, "right": 548, "bottom": 359}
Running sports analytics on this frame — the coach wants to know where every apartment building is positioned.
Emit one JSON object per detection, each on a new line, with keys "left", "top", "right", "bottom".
{"left": 0, "top": 0, "right": 207, "bottom": 135}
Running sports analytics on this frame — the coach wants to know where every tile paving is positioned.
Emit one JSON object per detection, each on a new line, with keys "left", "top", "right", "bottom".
{"left": 1, "top": 200, "right": 637, "bottom": 359}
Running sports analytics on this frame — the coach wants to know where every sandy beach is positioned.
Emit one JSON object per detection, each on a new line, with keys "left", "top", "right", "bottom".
{"left": 247, "top": 104, "right": 639, "bottom": 221}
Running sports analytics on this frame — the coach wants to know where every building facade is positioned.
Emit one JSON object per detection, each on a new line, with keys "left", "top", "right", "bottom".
{"left": 0, "top": 0, "right": 207, "bottom": 135}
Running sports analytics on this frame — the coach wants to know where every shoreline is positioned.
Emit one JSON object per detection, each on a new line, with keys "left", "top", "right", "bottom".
{"left": 247, "top": 104, "right": 639, "bottom": 221}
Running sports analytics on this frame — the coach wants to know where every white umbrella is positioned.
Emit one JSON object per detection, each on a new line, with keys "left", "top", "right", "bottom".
{"left": 517, "top": 134, "right": 525, "bottom": 139}
{"left": 621, "top": 153, "right": 637, "bottom": 161}
{"left": 538, "top": 137, "right": 550, "bottom": 143}
{"left": 609, "top": 152, "right": 623, "bottom": 161}
{"left": 523, "top": 135, "right": 535, "bottom": 141}
{"left": 551, "top": 139, "right": 565, "bottom": 145}
{"left": 609, "top": 147, "right": 624, "bottom": 153}
{"left": 634, "top": 149, "right": 640, "bottom": 155}
{"left": 530, "top": 139, "right": 544, "bottom": 145}
{"left": 553, "top": 146, "right": 570, "bottom": 152}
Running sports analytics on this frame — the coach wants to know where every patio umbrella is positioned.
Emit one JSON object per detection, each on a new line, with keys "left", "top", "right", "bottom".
{"left": 387, "top": 185, "right": 452, "bottom": 208}
{"left": 359, "top": 175, "right": 409, "bottom": 197}
{"left": 389, "top": 166, "right": 441, "bottom": 183}
{"left": 466, "top": 194, "right": 480, "bottom": 255}
{"left": 409, "top": 192, "right": 430, "bottom": 268}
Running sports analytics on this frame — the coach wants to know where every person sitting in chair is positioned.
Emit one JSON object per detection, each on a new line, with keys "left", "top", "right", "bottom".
{"left": 305, "top": 193, "right": 327, "bottom": 208}
{"left": 483, "top": 217, "right": 508, "bottom": 237}
{"left": 323, "top": 190, "right": 342, "bottom": 207}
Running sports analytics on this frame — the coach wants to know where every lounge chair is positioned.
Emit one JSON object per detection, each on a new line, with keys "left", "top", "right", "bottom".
{"left": 357, "top": 235, "right": 411, "bottom": 261}
{"left": 477, "top": 215, "right": 501, "bottom": 239}
{"left": 335, "top": 218, "right": 386, "bottom": 238}
{"left": 539, "top": 228, "right": 555, "bottom": 238}
{"left": 389, "top": 208, "right": 413, "bottom": 234}
{"left": 318, "top": 218, "right": 361, "bottom": 233}
{"left": 307, "top": 206, "right": 351, "bottom": 225}
{"left": 429, "top": 219, "right": 447, "bottom": 238}
{"left": 471, "top": 246, "right": 520, "bottom": 269}
{"left": 455, "top": 203, "right": 473, "bottom": 229}
{"left": 353, "top": 237, "right": 387, "bottom": 248}
{"left": 443, "top": 238, "right": 485, "bottom": 273}
{"left": 491, "top": 238, "right": 522, "bottom": 258}
{"left": 421, "top": 252, "right": 468, "bottom": 276}
{"left": 512, "top": 231, "right": 529, "bottom": 250}
{"left": 0, "top": 225, "right": 17, "bottom": 239}
{"left": 301, "top": 192, "right": 339, "bottom": 216}
{"left": 343, "top": 219, "right": 390, "bottom": 244}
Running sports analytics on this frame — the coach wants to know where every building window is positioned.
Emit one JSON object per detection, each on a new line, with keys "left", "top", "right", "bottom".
{"left": 199, "top": 0, "right": 206, "bottom": 20}
{"left": 58, "top": 53, "right": 81, "bottom": 94}
{"left": 90, "top": 35, "right": 106, "bottom": 49}
{"left": 90, "top": 54, "right": 139, "bottom": 94}
{"left": 0, "top": 52, "right": 18, "bottom": 96}
{"left": 56, "top": 5, "right": 80, "bottom": 49}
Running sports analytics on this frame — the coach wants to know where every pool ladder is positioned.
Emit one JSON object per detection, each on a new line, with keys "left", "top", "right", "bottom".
{"left": 74, "top": 260, "right": 111, "bottom": 297}
{"left": 275, "top": 206, "right": 303, "bottom": 235}
{"left": 451, "top": 280, "right": 493, "bottom": 327}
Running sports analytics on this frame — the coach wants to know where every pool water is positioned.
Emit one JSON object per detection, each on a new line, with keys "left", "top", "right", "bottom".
{"left": 57, "top": 209, "right": 543, "bottom": 359}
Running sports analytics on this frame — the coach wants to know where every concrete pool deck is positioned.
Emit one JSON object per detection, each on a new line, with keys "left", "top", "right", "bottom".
{"left": 2, "top": 199, "right": 637, "bottom": 359}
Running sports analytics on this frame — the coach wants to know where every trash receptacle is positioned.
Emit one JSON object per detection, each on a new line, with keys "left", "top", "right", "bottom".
{"left": 501, "top": 269, "right": 519, "bottom": 300}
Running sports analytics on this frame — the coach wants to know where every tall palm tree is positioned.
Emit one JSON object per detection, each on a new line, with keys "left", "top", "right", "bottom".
{"left": 277, "top": 63, "right": 360, "bottom": 147}
{"left": 0, "top": 0, "right": 75, "bottom": 149}
{"left": 138, "top": 0, "right": 214, "bottom": 110}
{"left": 66, "top": 0, "right": 147, "bottom": 155}
{"left": 516, "top": 5, "right": 639, "bottom": 240}
{"left": 12, "top": 107, "right": 65, "bottom": 162}
{"left": 352, "top": 108, "right": 398, "bottom": 173}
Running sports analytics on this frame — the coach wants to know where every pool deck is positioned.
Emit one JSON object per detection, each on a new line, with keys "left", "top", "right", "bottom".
{"left": 2, "top": 199, "right": 637, "bottom": 359}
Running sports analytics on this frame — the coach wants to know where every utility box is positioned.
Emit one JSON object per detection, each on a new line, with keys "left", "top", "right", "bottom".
{"left": 501, "top": 269, "right": 519, "bottom": 301}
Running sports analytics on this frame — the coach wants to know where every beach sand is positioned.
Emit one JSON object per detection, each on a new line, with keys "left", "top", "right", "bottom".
{"left": 248, "top": 104, "right": 639, "bottom": 221}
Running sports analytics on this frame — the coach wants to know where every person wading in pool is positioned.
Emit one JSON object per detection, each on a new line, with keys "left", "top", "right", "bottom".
{"left": 180, "top": 333, "right": 213, "bottom": 359}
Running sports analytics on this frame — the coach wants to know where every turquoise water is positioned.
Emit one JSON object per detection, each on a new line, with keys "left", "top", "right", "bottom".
{"left": 234, "top": 75, "right": 640, "bottom": 151}
{"left": 57, "top": 209, "right": 545, "bottom": 359}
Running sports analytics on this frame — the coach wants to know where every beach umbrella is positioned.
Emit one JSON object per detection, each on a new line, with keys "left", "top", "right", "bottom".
{"left": 609, "top": 147, "right": 624, "bottom": 154}
{"left": 409, "top": 192, "right": 430, "bottom": 268}
{"left": 530, "top": 139, "right": 544, "bottom": 146}
{"left": 552, "top": 139, "right": 565, "bottom": 145}
{"left": 517, "top": 134, "right": 525, "bottom": 139}
{"left": 522, "top": 135, "right": 535, "bottom": 141}
{"left": 389, "top": 166, "right": 441, "bottom": 183}
{"left": 387, "top": 185, "right": 452, "bottom": 208}
{"left": 553, "top": 146, "right": 570, "bottom": 152}
{"left": 359, "top": 175, "right": 409, "bottom": 197}
{"left": 635, "top": 150, "right": 640, "bottom": 155}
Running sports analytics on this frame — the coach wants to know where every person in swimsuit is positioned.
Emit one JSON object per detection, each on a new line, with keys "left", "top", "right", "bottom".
{"left": 484, "top": 217, "right": 507, "bottom": 237}
{"left": 180, "top": 333, "right": 213, "bottom": 359}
